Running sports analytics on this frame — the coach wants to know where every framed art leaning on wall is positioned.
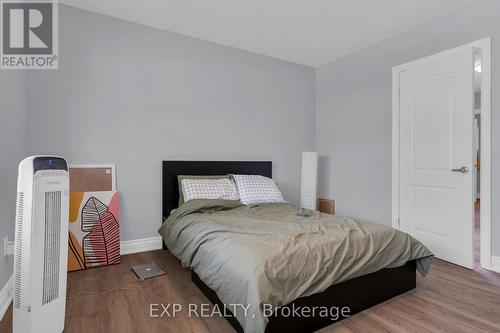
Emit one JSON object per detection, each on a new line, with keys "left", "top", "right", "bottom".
{"left": 68, "top": 191, "right": 120, "bottom": 272}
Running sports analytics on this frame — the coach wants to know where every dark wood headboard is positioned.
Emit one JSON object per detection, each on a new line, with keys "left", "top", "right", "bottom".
{"left": 162, "top": 160, "right": 272, "bottom": 221}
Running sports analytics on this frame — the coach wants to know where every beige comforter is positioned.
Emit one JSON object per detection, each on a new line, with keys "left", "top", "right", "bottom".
{"left": 158, "top": 199, "right": 433, "bottom": 333}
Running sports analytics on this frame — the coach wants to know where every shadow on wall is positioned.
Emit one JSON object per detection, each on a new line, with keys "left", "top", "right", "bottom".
{"left": 318, "top": 155, "right": 332, "bottom": 200}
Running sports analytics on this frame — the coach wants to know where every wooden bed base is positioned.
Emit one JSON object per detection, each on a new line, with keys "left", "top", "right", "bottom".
{"left": 192, "top": 260, "right": 416, "bottom": 333}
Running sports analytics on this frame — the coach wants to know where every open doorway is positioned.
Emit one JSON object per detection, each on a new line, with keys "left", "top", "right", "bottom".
{"left": 474, "top": 49, "right": 481, "bottom": 268}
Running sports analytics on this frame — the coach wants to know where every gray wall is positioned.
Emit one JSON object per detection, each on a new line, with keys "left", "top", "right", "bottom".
{"left": 315, "top": 0, "right": 500, "bottom": 255}
{"left": 26, "top": 5, "right": 315, "bottom": 241}
{"left": 0, "top": 71, "right": 27, "bottom": 289}
{"left": 5, "top": 1, "right": 500, "bottom": 290}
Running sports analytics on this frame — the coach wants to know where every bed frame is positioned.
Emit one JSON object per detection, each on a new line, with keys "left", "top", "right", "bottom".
{"left": 162, "top": 160, "right": 416, "bottom": 333}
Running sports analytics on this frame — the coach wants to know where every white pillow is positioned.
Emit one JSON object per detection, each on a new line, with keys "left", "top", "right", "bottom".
{"left": 181, "top": 178, "right": 240, "bottom": 203}
{"left": 231, "top": 175, "right": 285, "bottom": 205}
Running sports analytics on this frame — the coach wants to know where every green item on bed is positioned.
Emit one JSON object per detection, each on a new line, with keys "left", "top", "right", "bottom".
{"left": 296, "top": 207, "right": 314, "bottom": 217}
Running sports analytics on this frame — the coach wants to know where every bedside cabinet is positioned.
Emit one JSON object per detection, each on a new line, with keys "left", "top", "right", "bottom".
{"left": 317, "top": 198, "right": 335, "bottom": 215}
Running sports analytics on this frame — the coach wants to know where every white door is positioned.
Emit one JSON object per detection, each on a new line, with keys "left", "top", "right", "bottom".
{"left": 398, "top": 46, "right": 475, "bottom": 268}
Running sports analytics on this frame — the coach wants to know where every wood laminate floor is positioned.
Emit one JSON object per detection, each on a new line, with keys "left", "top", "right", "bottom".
{"left": 1, "top": 248, "right": 499, "bottom": 333}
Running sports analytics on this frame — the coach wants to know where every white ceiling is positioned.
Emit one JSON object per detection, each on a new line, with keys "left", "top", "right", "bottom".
{"left": 60, "top": 0, "right": 472, "bottom": 67}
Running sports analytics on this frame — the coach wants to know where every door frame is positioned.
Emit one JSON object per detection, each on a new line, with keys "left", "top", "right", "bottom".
{"left": 392, "top": 37, "right": 492, "bottom": 270}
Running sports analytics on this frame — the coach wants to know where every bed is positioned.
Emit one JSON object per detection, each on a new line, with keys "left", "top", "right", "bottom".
{"left": 160, "top": 161, "right": 432, "bottom": 333}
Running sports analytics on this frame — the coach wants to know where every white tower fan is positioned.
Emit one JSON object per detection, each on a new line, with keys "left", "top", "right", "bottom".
{"left": 13, "top": 156, "right": 70, "bottom": 333}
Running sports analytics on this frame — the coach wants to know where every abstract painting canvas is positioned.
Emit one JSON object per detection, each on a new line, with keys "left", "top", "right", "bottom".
{"left": 68, "top": 191, "right": 120, "bottom": 272}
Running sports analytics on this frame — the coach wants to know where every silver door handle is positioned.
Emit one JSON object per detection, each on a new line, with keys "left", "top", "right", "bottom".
{"left": 451, "top": 166, "right": 469, "bottom": 173}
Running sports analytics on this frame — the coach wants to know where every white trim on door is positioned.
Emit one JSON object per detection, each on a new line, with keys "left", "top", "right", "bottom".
{"left": 478, "top": 39, "right": 492, "bottom": 269}
{"left": 392, "top": 37, "right": 492, "bottom": 270}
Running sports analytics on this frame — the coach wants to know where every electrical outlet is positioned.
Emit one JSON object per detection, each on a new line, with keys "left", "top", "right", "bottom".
{"left": 3, "top": 236, "right": 14, "bottom": 256}
{"left": 7, "top": 242, "right": 14, "bottom": 256}
{"left": 3, "top": 236, "right": 7, "bottom": 257}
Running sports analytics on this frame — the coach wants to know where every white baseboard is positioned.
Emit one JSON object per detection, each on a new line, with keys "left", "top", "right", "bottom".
{"left": 490, "top": 256, "right": 500, "bottom": 273}
{"left": 120, "top": 236, "right": 163, "bottom": 255}
{"left": 0, "top": 274, "right": 13, "bottom": 322}
{"left": 0, "top": 237, "right": 163, "bottom": 321}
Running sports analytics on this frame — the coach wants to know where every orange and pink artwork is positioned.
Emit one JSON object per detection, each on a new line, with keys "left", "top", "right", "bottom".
{"left": 68, "top": 191, "right": 120, "bottom": 272}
